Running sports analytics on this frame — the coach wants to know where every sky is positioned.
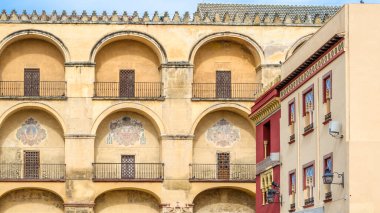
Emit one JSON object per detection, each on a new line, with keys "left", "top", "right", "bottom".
{"left": 0, "top": 0, "right": 380, "bottom": 14}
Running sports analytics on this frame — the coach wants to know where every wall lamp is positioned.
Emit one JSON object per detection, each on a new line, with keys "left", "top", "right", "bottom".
{"left": 267, "top": 182, "right": 282, "bottom": 205}
{"left": 322, "top": 168, "right": 344, "bottom": 188}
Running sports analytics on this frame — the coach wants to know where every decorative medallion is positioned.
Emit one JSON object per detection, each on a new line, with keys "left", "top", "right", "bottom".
{"left": 206, "top": 119, "right": 240, "bottom": 147}
{"left": 106, "top": 116, "right": 146, "bottom": 146}
{"left": 16, "top": 118, "right": 47, "bottom": 146}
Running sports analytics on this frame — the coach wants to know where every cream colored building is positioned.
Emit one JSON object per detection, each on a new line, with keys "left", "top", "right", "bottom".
{"left": 0, "top": 4, "right": 339, "bottom": 213}
{"left": 278, "top": 4, "right": 380, "bottom": 213}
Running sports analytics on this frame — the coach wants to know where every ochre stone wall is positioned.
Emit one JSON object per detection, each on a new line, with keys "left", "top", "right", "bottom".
{"left": 0, "top": 109, "right": 64, "bottom": 164}
{"left": 95, "top": 40, "right": 160, "bottom": 82}
{"left": 0, "top": 39, "right": 65, "bottom": 81}
{"left": 193, "top": 188, "right": 255, "bottom": 213}
{"left": 193, "top": 40, "right": 257, "bottom": 83}
{"left": 94, "top": 190, "right": 160, "bottom": 213}
{"left": 193, "top": 111, "right": 255, "bottom": 164}
{"left": 95, "top": 111, "right": 160, "bottom": 163}
{"left": 0, "top": 189, "right": 64, "bottom": 213}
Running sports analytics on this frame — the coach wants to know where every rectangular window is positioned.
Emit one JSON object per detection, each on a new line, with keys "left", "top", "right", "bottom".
{"left": 216, "top": 71, "right": 232, "bottom": 98}
{"left": 24, "top": 69, "right": 40, "bottom": 96}
{"left": 289, "top": 170, "right": 296, "bottom": 195}
{"left": 119, "top": 69, "right": 135, "bottom": 98}
{"left": 303, "top": 161, "right": 315, "bottom": 206}
{"left": 323, "top": 71, "right": 332, "bottom": 123}
{"left": 289, "top": 170, "right": 296, "bottom": 208}
{"left": 24, "top": 151, "right": 40, "bottom": 179}
{"left": 121, "top": 155, "right": 135, "bottom": 179}
{"left": 302, "top": 85, "right": 314, "bottom": 133}
{"left": 288, "top": 99, "right": 296, "bottom": 125}
{"left": 302, "top": 86, "right": 314, "bottom": 116}
{"left": 323, "top": 153, "right": 333, "bottom": 200}
{"left": 323, "top": 71, "right": 332, "bottom": 103}
{"left": 217, "top": 152, "right": 230, "bottom": 179}
{"left": 263, "top": 121, "right": 271, "bottom": 158}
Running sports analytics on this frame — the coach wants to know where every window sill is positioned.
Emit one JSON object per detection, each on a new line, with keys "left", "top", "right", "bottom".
{"left": 323, "top": 112, "right": 332, "bottom": 125}
{"left": 289, "top": 134, "right": 295, "bottom": 144}
{"left": 303, "top": 203, "right": 314, "bottom": 208}
{"left": 302, "top": 123, "right": 314, "bottom": 136}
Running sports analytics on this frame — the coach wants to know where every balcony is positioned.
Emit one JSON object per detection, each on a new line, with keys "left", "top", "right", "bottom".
{"left": 192, "top": 83, "right": 262, "bottom": 101}
{"left": 0, "top": 163, "right": 65, "bottom": 181}
{"left": 256, "top": 155, "right": 280, "bottom": 175}
{"left": 94, "top": 82, "right": 164, "bottom": 100}
{"left": 0, "top": 81, "right": 67, "bottom": 99}
{"left": 92, "top": 163, "right": 164, "bottom": 182}
{"left": 189, "top": 164, "right": 256, "bottom": 182}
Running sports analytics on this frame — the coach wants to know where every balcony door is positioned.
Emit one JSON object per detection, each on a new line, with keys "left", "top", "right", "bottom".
{"left": 121, "top": 155, "right": 135, "bottom": 179}
{"left": 24, "top": 151, "right": 40, "bottom": 179}
{"left": 24, "top": 69, "right": 40, "bottom": 96}
{"left": 119, "top": 70, "right": 135, "bottom": 98}
{"left": 217, "top": 152, "right": 230, "bottom": 179}
{"left": 216, "top": 71, "right": 231, "bottom": 98}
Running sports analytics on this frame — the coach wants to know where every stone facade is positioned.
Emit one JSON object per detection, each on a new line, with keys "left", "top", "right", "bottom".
{"left": 0, "top": 3, "right": 339, "bottom": 213}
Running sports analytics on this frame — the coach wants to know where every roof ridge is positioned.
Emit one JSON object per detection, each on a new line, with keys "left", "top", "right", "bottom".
{"left": 198, "top": 3, "right": 342, "bottom": 8}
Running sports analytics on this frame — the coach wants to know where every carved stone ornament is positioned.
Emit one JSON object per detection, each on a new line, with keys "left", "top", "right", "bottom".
{"left": 16, "top": 118, "right": 47, "bottom": 146}
{"left": 162, "top": 202, "right": 194, "bottom": 213}
{"left": 106, "top": 116, "right": 146, "bottom": 146}
{"left": 206, "top": 119, "right": 240, "bottom": 147}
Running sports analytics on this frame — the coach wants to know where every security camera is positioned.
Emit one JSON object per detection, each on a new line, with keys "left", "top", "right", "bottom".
{"left": 329, "top": 121, "right": 343, "bottom": 139}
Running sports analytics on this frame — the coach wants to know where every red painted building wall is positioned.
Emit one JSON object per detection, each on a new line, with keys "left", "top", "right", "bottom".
{"left": 251, "top": 86, "right": 281, "bottom": 213}
{"left": 255, "top": 111, "right": 281, "bottom": 213}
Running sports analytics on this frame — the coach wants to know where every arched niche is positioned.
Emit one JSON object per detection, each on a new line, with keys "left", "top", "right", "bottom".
{"left": 0, "top": 36, "right": 65, "bottom": 82}
{"left": 0, "top": 188, "right": 64, "bottom": 213}
{"left": 192, "top": 110, "right": 256, "bottom": 165}
{"left": 193, "top": 188, "right": 255, "bottom": 213}
{"left": 94, "top": 111, "right": 160, "bottom": 163}
{"left": 0, "top": 109, "right": 65, "bottom": 164}
{"left": 94, "top": 189, "right": 160, "bottom": 213}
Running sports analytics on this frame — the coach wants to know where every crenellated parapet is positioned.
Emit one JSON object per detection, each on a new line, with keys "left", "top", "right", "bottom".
{"left": 0, "top": 3, "right": 341, "bottom": 26}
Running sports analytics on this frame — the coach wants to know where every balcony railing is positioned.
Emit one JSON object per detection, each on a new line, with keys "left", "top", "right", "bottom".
{"left": 0, "top": 163, "right": 65, "bottom": 181}
{"left": 0, "top": 81, "right": 67, "bottom": 98}
{"left": 92, "top": 163, "right": 164, "bottom": 181}
{"left": 192, "top": 83, "right": 262, "bottom": 100}
{"left": 189, "top": 164, "right": 256, "bottom": 182}
{"left": 94, "top": 82, "right": 163, "bottom": 99}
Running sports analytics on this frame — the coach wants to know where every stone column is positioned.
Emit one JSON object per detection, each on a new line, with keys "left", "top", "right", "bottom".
{"left": 159, "top": 62, "right": 194, "bottom": 205}
{"left": 64, "top": 62, "right": 96, "bottom": 204}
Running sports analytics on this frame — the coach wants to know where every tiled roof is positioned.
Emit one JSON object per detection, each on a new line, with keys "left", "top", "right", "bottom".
{"left": 197, "top": 3, "right": 341, "bottom": 21}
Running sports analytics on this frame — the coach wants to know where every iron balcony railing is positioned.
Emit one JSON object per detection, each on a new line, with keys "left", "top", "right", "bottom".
{"left": 189, "top": 164, "right": 256, "bottom": 182}
{"left": 192, "top": 83, "right": 263, "bottom": 100}
{"left": 0, "top": 81, "right": 67, "bottom": 98}
{"left": 92, "top": 163, "right": 164, "bottom": 181}
{"left": 94, "top": 82, "right": 163, "bottom": 99}
{"left": 0, "top": 163, "right": 65, "bottom": 181}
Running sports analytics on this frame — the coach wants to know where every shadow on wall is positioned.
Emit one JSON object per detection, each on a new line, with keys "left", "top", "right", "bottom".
{"left": 0, "top": 189, "right": 64, "bottom": 213}
{"left": 94, "top": 190, "right": 160, "bottom": 213}
{"left": 193, "top": 188, "right": 256, "bottom": 213}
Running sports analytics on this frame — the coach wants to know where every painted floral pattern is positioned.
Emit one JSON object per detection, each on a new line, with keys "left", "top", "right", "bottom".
{"left": 206, "top": 119, "right": 240, "bottom": 147}
{"left": 16, "top": 118, "right": 47, "bottom": 146}
{"left": 106, "top": 116, "right": 146, "bottom": 146}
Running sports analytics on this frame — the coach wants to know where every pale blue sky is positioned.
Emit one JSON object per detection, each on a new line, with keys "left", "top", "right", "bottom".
{"left": 1, "top": 0, "right": 380, "bottom": 14}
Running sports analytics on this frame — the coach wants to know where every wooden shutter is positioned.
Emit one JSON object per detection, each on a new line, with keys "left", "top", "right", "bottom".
{"left": 121, "top": 155, "right": 135, "bottom": 179}
{"left": 119, "top": 70, "right": 135, "bottom": 98}
{"left": 24, "top": 69, "right": 40, "bottom": 96}
{"left": 216, "top": 71, "right": 231, "bottom": 98}
{"left": 24, "top": 151, "right": 40, "bottom": 179}
{"left": 217, "top": 152, "right": 230, "bottom": 179}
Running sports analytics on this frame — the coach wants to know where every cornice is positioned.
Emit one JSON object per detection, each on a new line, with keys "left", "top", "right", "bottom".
{"left": 278, "top": 35, "right": 345, "bottom": 100}
{"left": 250, "top": 97, "right": 281, "bottom": 125}
{"left": 0, "top": 9, "right": 332, "bottom": 26}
